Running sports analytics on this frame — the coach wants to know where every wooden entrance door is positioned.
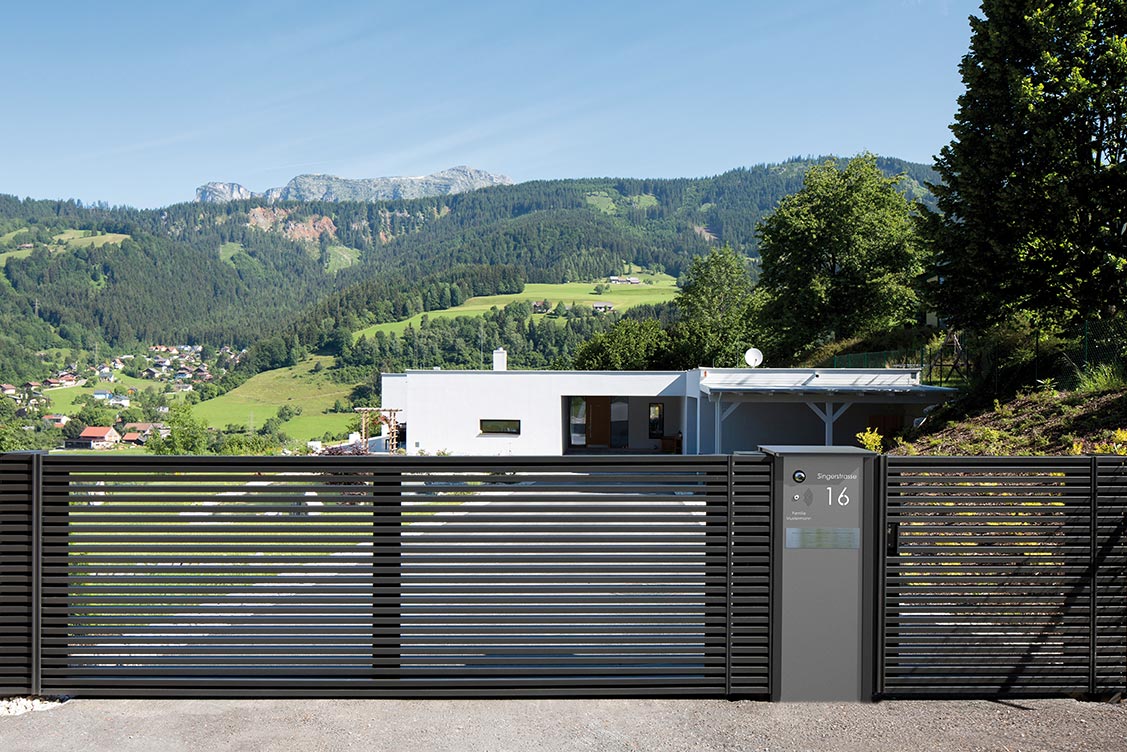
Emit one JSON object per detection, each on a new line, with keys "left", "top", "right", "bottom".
{"left": 586, "top": 397, "right": 611, "bottom": 447}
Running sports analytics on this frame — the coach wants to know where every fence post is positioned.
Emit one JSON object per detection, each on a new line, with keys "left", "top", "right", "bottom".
{"left": 29, "top": 452, "right": 43, "bottom": 696}
{"left": 725, "top": 455, "right": 735, "bottom": 698}
{"left": 1089, "top": 455, "right": 1098, "bottom": 697}
{"left": 874, "top": 453, "right": 888, "bottom": 700}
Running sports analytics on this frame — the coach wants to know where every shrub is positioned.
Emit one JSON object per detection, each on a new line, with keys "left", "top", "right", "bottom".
{"left": 856, "top": 427, "right": 884, "bottom": 453}
{"left": 1077, "top": 363, "right": 1127, "bottom": 393}
{"left": 1093, "top": 428, "right": 1127, "bottom": 455}
{"left": 893, "top": 437, "right": 918, "bottom": 456}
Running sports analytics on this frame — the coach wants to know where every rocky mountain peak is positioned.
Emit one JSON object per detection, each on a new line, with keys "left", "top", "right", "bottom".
{"left": 195, "top": 167, "right": 513, "bottom": 204}
{"left": 195, "top": 182, "right": 259, "bottom": 203}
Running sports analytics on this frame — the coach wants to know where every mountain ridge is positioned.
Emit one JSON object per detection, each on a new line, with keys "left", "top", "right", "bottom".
{"left": 0, "top": 155, "right": 938, "bottom": 383}
{"left": 196, "top": 165, "right": 514, "bottom": 204}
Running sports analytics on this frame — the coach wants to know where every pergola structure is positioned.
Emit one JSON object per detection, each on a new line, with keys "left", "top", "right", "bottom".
{"left": 353, "top": 407, "right": 402, "bottom": 454}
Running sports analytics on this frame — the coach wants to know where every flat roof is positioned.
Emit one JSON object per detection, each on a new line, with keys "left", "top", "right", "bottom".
{"left": 382, "top": 367, "right": 957, "bottom": 404}
{"left": 700, "top": 384, "right": 956, "bottom": 403}
{"left": 395, "top": 369, "right": 685, "bottom": 376}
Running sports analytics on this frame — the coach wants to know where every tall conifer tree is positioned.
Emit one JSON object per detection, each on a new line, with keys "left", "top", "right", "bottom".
{"left": 929, "top": 1, "right": 1127, "bottom": 326}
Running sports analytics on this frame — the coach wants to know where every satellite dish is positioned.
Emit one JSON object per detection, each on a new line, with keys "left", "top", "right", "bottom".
{"left": 744, "top": 347, "right": 764, "bottom": 368}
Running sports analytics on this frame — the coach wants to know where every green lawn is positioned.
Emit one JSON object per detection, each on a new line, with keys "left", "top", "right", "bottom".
{"left": 325, "top": 244, "right": 360, "bottom": 273}
{"left": 54, "top": 229, "right": 130, "bottom": 247}
{"left": 45, "top": 374, "right": 156, "bottom": 413}
{"left": 53, "top": 444, "right": 150, "bottom": 456}
{"left": 585, "top": 192, "right": 617, "bottom": 214}
{"left": 354, "top": 275, "right": 678, "bottom": 339}
{"left": 624, "top": 193, "right": 659, "bottom": 209}
{"left": 191, "top": 356, "right": 354, "bottom": 441}
{"left": 0, "top": 247, "right": 34, "bottom": 264}
{"left": 585, "top": 191, "right": 659, "bottom": 213}
{"left": 219, "top": 241, "right": 244, "bottom": 263}
{"left": 1, "top": 228, "right": 131, "bottom": 265}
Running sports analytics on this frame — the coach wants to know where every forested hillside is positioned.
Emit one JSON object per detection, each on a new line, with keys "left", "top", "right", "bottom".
{"left": 0, "top": 156, "right": 935, "bottom": 383}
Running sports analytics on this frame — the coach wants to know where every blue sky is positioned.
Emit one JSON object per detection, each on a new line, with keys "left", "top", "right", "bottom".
{"left": 1, "top": 0, "right": 979, "bottom": 208}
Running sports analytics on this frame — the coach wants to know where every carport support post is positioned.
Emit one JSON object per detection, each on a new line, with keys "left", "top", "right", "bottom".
{"left": 714, "top": 399, "right": 722, "bottom": 454}
{"left": 805, "top": 402, "right": 852, "bottom": 445}
{"left": 714, "top": 400, "right": 740, "bottom": 454}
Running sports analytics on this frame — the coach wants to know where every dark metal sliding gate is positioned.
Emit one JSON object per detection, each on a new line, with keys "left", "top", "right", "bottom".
{"left": 4, "top": 451, "right": 1125, "bottom": 700}
{"left": 0, "top": 454, "right": 772, "bottom": 698}
{"left": 880, "top": 456, "right": 1127, "bottom": 698}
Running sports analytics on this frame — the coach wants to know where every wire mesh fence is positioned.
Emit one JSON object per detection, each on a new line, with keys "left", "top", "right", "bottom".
{"left": 823, "top": 319, "right": 1127, "bottom": 390}
{"left": 1072, "top": 319, "right": 1127, "bottom": 370}
{"left": 824, "top": 335, "right": 969, "bottom": 386}
{"left": 1031, "top": 318, "right": 1127, "bottom": 390}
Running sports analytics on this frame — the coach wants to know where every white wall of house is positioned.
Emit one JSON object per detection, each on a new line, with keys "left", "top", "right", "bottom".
{"left": 380, "top": 367, "right": 949, "bottom": 456}
{"left": 388, "top": 370, "right": 684, "bottom": 456}
{"left": 625, "top": 396, "right": 682, "bottom": 450}
{"left": 381, "top": 373, "right": 407, "bottom": 422}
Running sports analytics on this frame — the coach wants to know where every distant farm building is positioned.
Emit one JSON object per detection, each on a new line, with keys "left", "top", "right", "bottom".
{"left": 66, "top": 426, "right": 121, "bottom": 450}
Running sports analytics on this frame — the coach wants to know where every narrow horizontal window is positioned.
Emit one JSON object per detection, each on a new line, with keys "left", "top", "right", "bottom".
{"left": 480, "top": 419, "right": 520, "bottom": 435}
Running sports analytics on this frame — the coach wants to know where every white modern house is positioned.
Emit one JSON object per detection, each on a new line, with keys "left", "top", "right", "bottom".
{"left": 379, "top": 349, "right": 955, "bottom": 456}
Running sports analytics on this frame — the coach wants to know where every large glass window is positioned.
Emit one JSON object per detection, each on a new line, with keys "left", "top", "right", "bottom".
{"left": 568, "top": 397, "right": 586, "bottom": 446}
{"left": 649, "top": 403, "right": 665, "bottom": 439}
{"left": 610, "top": 397, "right": 629, "bottom": 449}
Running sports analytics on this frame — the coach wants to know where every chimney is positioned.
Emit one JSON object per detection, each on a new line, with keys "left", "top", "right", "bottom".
{"left": 492, "top": 347, "right": 507, "bottom": 371}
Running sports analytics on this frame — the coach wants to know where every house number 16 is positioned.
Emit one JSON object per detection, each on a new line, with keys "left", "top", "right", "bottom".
{"left": 826, "top": 487, "right": 850, "bottom": 506}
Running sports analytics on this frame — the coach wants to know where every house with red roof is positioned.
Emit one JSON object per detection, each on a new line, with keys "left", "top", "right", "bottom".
{"left": 65, "top": 426, "right": 121, "bottom": 450}
{"left": 42, "top": 414, "right": 70, "bottom": 429}
{"left": 122, "top": 422, "right": 171, "bottom": 439}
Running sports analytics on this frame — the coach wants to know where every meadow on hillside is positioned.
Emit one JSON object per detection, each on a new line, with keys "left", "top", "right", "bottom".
{"left": 353, "top": 274, "right": 677, "bottom": 340}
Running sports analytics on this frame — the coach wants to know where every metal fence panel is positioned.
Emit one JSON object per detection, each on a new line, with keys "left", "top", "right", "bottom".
{"left": 727, "top": 455, "right": 772, "bottom": 696}
{"left": 1095, "top": 458, "right": 1127, "bottom": 696}
{"left": 883, "top": 457, "right": 1096, "bottom": 696}
{"left": 38, "top": 455, "right": 735, "bottom": 698}
{"left": 0, "top": 453, "right": 35, "bottom": 694}
{"left": 4, "top": 451, "right": 1119, "bottom": 700}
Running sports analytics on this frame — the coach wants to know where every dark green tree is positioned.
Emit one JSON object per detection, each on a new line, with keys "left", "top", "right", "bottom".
{"left": 145, "top": 404, "right": 209, "bottom": 455}
{"left": 573, "top": 319, "right": 673, "bottom": 370}
{"left": 62, "top": 419, "right": 88, "bottom": 441}
{"left": 755, "top": 155, "right": 923, "bottom": 360}
{"left": 75, "top": 403, "right": 116, "bottom": 429}
{"left": 670, "top": 245, "right": 756, "bottom": 367}
{"left": 928, "top": 0, "right": 1127, "bottom": 326}
{"left": 0, "top": 400, "right": 34, "bottom": 451}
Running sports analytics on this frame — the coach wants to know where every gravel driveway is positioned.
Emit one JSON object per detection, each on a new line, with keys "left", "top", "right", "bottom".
{"left": 1, "top": 698, "right": 1123, "bottom": 752}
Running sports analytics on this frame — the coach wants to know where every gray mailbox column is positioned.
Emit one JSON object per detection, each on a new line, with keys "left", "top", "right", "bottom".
{"left": 760, "top": 446, "right": 876, "bottom": 702}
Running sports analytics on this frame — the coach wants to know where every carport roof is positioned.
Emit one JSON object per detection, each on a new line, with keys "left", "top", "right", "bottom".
{"left": 698, "top": 368, "right": 957, "bottom": 403}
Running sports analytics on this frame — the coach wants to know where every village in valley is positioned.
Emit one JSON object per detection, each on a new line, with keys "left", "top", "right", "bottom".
{"left": 2, "top": 344, "right": 243, "bottom": 451}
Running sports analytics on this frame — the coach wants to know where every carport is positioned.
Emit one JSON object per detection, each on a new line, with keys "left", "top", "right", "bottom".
{"left": 695, "top": 368, "right": 956, "bottom": 452}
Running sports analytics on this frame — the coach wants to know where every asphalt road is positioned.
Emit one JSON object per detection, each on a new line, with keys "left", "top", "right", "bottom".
{"left": 1, "top": 698, "right": 1124, "bottom": 752}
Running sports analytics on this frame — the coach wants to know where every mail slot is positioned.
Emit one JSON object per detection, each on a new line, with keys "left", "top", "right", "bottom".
{"left": 761, "top": 445, "right": 877, "bottom": 702}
